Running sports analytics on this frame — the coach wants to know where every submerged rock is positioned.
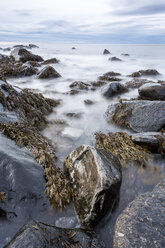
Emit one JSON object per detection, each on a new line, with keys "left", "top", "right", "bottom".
{"left": 103, "top": 49, "right": 111, "bottom": 55}
{"left": 129, "top": 69, "right": 160, "bottom": 77}
{"left": 10, "top": 48, "right": 43, "bottom": 63}
{"left": 69, "top": 81, "right": 90, "bottom": 90}
{"left": 107, "top": 100, "right": 165, "bottom": 132}
{"left": 113, "top": 179, "right": 165, "bottom": 248}
{"left": 103, "top": 82, "right": 127, "bottom": 98}
{"left": 5, "top": 220, "right": 105, "bottom": 248}
{"left": 38, "top": 66, "right": 61, "bottom": 79}
{"left": 42, "top": 58, "right": 59, "bottom": 65}
{"left": 109, "top": 57, "right": 122, "bottom": 62}
{"left": 139, "top": 83, "right": 165, "bottom": 100}
{"left": 99, "top": 71, "right": 121, "bottom": 81}
{"left": 121, "top": 53, "right": 129, "bottom": 56}
{"left": 28, "top": 44, "right": 39, "bottom": 49}
{"left": 84, "top": 99, "right": 94, "bottom": 105}
{"left": 64, "top": 145, "right": 122, "bottom": 226}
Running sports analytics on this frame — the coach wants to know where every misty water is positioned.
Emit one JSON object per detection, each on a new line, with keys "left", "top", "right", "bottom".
{"left": 1, "top": 43, "right": 165, "bottom": 247}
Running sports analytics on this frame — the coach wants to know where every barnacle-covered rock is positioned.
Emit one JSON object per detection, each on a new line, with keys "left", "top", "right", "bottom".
{"left": 64, "top": 145, "right": 122, "bottom": 227}
{"left": 95, "top": 132, "right": 151, "bottom": 167}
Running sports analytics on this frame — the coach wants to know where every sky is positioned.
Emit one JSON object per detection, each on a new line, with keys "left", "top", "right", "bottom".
{"left": 0, "top": 0, "right": 165, "bottom": 43}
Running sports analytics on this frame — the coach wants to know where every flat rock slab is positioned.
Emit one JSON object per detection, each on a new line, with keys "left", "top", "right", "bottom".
{"left": 113, "top": 179, "right": 165, "bottom": 248}
{"left": 5, "top": 220, "right": 105, "bottom": 248}
{"left": 107, "top": 100, "right": 165, "bottom": 132}
{"left": 64, "top": 145, "right": 122, "bottom": 227}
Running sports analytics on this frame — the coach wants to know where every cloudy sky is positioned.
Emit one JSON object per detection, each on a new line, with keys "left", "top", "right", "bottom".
{"left": 0, "top": 0, "right": 165, "bottom": 43}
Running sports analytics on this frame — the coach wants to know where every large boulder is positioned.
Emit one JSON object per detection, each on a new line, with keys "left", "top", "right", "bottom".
{"left": 113, "top": 179, "right": 165, "bottom": 248}
{"left": 129, "top": 69, "right": 160, "bottom": 77}
{"left": 139, "top": 83, "right": 165, "bottom": 100}
{"left": 38, "top": 66, "right": 61, "bottom": 79}
{"left": 107, "top": 100, "right": 165, "bottom": 132}
{"left": 103, "top": 82, "right": 127, "bottom": 98}
{"left": 64, "top": 145, "right": 122, "bottom": 227}
{"left": 10, "top": 48, "right": 43, "bottom": 63}
{"left": 5, "top": 220, "right": 105, "bottom": 248}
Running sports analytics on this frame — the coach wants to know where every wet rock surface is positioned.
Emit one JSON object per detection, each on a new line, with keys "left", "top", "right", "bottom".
{"left": 113, "top": 179, "right": 165, "bottom": 248}
{"left": 107, "top": 100, "right": 165, "bottom": 132}
{"left": 139, "top": 82, "right": 165, "bottom": 100}
{"left": 129, "top": 69, "right": 160, "bottom": 77}
{"left": 42, "top": 58, "right": 60, "bottom": 65}
{"left": 103, "top": 82, "right": 127, "bottom": 98}
{"left": 5, "top": 220, "right": 105, "bottom": 248}
{"left": 38, "top": 66, "right": 61, "bottom": 79}
{"left": 11, "top": 48, "right": 43, "bottom": 63}
{"left": 64, "top": 145, "right": 122, "bottom": 227}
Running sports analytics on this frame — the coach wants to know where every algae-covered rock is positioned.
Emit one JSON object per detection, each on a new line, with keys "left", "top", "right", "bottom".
{"left": 64, "top": 145, "right": 122, "bottom": 227}
{"left": 69, "top": 81, "right": 90, "bottom": 90}
{"left": 10, "top": 48, "right": 43, "bottom": 63}
{"left": 129, "top": 69, "right": 160, "bottom": 77}
{"left": 106, "top": 100, "right": 165, "bottom": 132}
{"left": 5, "top": 220, "right": 105, "bottom": 248}
{"left": 42, "top": 58, "right": 59, "bottom": 65}
{"left": 125, "top": 79, "right": 154, "bottom": 89}
{"left": 38, "top": 66, "right": 61, "bottom": 79}
{"left": 113, "top": 179, "right": 165, "bottom": 248}
{"left": 95, "top": 132, "right": 151, "bottom": 167}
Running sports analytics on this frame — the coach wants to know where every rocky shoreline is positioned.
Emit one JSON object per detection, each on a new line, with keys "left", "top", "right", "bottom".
{"left": 0, "top": 45, "right": 165, "bottom": 247}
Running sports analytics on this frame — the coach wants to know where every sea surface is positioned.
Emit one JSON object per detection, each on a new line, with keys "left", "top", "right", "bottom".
{"left": 1, "top": 43, "right": 165, "bottom": 247}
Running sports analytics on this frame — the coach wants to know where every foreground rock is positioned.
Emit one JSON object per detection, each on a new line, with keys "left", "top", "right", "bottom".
{"left": 103, "top": 49, "right": 111, "bottom": 55}
{"left": 113, "top": 179, "right": 165, "bottom": 248}
{"left": 38, "top": 66, "right": 61, "bottom": 79}
{"left": 129, "top": 69, "right": 160, "bottom": 77}
{"left": 11, "top": 48, "right": 43, "bottom": 63}
{"left": 107, "top": 100, "right": 165, "bottom": 132}
{"left": 139, "top": 83, "right": 165, "bottom": 100}
{"left": 64, "top": 145, "right": 122, "bottom": 226}
{"left": 5, "top": 220, "right": 105, "bottom": 248}
{"left": 103, "top": 82, "right": 127, "bottom": 98}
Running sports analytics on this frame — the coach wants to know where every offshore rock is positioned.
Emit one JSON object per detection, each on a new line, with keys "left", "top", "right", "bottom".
{"left": 38, "top": 66, "right": 61, "bottom": 79}
{"left": 113, "top": 179, "right": 165, "bottom": 248}
{"left": 10, "top": 48, "right": 43, "bottom": 63}
{"left": 109, "top": 57, "right": 122, "bottom": 62}
{"left": 139, "top": 82, "right": 165, "bottom": 100}
{"left": 64, "top": 145, "right": 122, "bottom": 227}
{"left": 103, "top": 49, "right": 111, "bottom": 55}
{"left": 107, "top": 100, "right": 165, "bottom": 132}
{"left": 129, "top": 69, "right": 160, "bottom": 77}
{"left": 5, "top": 220, "right": 105, "bottom": 248}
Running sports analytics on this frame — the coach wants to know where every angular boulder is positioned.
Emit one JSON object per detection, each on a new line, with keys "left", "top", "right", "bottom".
{"left": 38, "top": 66, "right": 61, "bottom": 79}
{"left": 107, "top": 100, "right": 165, "bottom": 132}
{"left": 103, "top": 82, "right": 127, "bottom": 98}
{"left": 139, "top": 82, "right": 165, "bottom": 100}
{"left": 10, "top": 48, "right": 43, "bottom": 63}
{"left": 113, "top": 179, "right": 165, "bottom": 248}
{"left": 5, "top": 220, "right": 105, "bottom": 248}
{"left": 129, "top": 69, "right": 160, "bottom": 77}
{"left": 103, "top": 49, "right": 111, "bottom": 55}
{"left": 64, "top": 145, "right": 122, "bottom": 226}
{"left": 109, "top": 57, "right": 122, "bottom": 62}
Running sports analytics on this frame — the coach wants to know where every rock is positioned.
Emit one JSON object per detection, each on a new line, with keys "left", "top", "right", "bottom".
{"left": 28, "top": 44, "right": 39, "bottom": 49}
{"left": 109, "top": 57, "right": 122, "bottom": 62}
{"left": 5, "top": 220, "right": 105, "bottom": 248}
{"left": 107, "top": 100, "right": 165, "bottom": 132}
{"left": 64, "top": 145, "right": 122, "bottom": 226}
{"left": 65, "top": 112, "right": 83, "bottom": 119}
{"left": 103, "top": 49, "right": 111, "bottom": 55}
{"left": 129, "top": 69, "right": 160, "bottom": 77}
{"left": 24, "top": 61, "right": 41, "bottom": 67}
{"left": 91, "top": 80, "right": 107, "bottom": 88}
{"left": 3, "top": 47, "right": 11, "bottom": 52}
{"left": 69, "top": 81, "right": 90, "bottom": 90}
{"left": 125, "top": 79, "right": 154, "bottom": 89}
{"left": 139, "top": 83, "right": 165, "bottom": 100}
{"left": 121, "top": 53, "right": 129, "bottom": 56}
{"left": 84, "top": 99, "right": 94, "bottom": 105}
{"left": 99, "top": 72, "right": 121, "bottom": 81}
{"left": 131, "top": 132, "right": 165, "bottom": 152}
{"left": 103, "top": 82, "right": 127, "bottom": 98}
{"left": 10, "top": 48, "right": 43, "bottom": 63}
{"left": 42, "top": 58, "right": 59, "bottom": 65}
{"left": 113, "top": 179, "right": 165, "bottom": 248}
{"left": 62, "top": 127, "right": 83, "bottom": 140}
{"left": 38, "top": 66, "right": 61, "bottom": 79}
{"left": 72, "top": 47, "right": 76, "bottom": 50}
{"left": 67, "top": 89, "right": 80, "bottom": 95}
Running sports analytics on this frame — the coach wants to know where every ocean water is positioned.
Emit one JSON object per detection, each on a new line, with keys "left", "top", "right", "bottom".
{"left": 1, "top": 43, "right": 165, "bottom": 247}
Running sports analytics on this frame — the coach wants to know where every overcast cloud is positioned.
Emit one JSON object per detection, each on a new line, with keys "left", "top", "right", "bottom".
{"left": 0, "top": 0, "right": 165, "bottom": 43}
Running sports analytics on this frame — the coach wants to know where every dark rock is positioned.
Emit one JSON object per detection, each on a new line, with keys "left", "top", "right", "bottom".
{"left": 67, "top": 89, "right": 80, "bottom": 95}
{"left": 121, "top": 53, "right": 129, "bottom": 56}
{"left": 69, "top": 81, "right": 90, "bottom": 90}
{"left": 28, "top": 44, "right": 39, "bottom": 49}
{"left": 131, "top": 132, "right": 165, "bottom": 153}
{"left": 109, "top": 57, "right": 122, "bottom": 62}
{"left": 13, "top": 45, "right": 29, "bottom": 49}
{"left": 84, "top": 99, "right": 94, "bottom": 105}
{"left": 24, "top": 61, "right": 41, "bottom": 67}
{"left": 107, "top": 100, "right": 165, "bottom": 132}
{"left": 38, "top": 66, "right": 61, "bottom": 79}
{"left": 103, "top": 49, "right": 111, "bottom": 55}
{"left": 65, "top": 112, "right": 83, "bottom": 119}
{"left": 72, "top": 47, "right": 76, "bottom": 50}
{"left": 125, "top": 79, "right": 154, "bottom": 89}
{"left": 99, "top": 72, "right": 121, "bottom": 80}
{"left": 10, "top": 48, "right": 43, "bottom": 63}
{"left": 91, "top": 80, "right": 107, "bottom": 88}
{"left": 64, "top": 145, "right": 122, "bottom": 227}
{"left": 42, "top": 58, "right": 59, "bottom": 65}
{"left": 139, "top": 83, "right": 165, "bottom": 100}
{"left": 129, "top": 69, "right": 160, "bottom": 77}
{"left": 113, "top": 179, "right": 165, "bottom": 248}
{"left": 5, "top": 220, "right": 105, "bottom": 248}
{"left": 103, "top": 82, "right": 127, "bottom": 98}
{"left": 3, "top": 48, "right": 11, "bottom": 52}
